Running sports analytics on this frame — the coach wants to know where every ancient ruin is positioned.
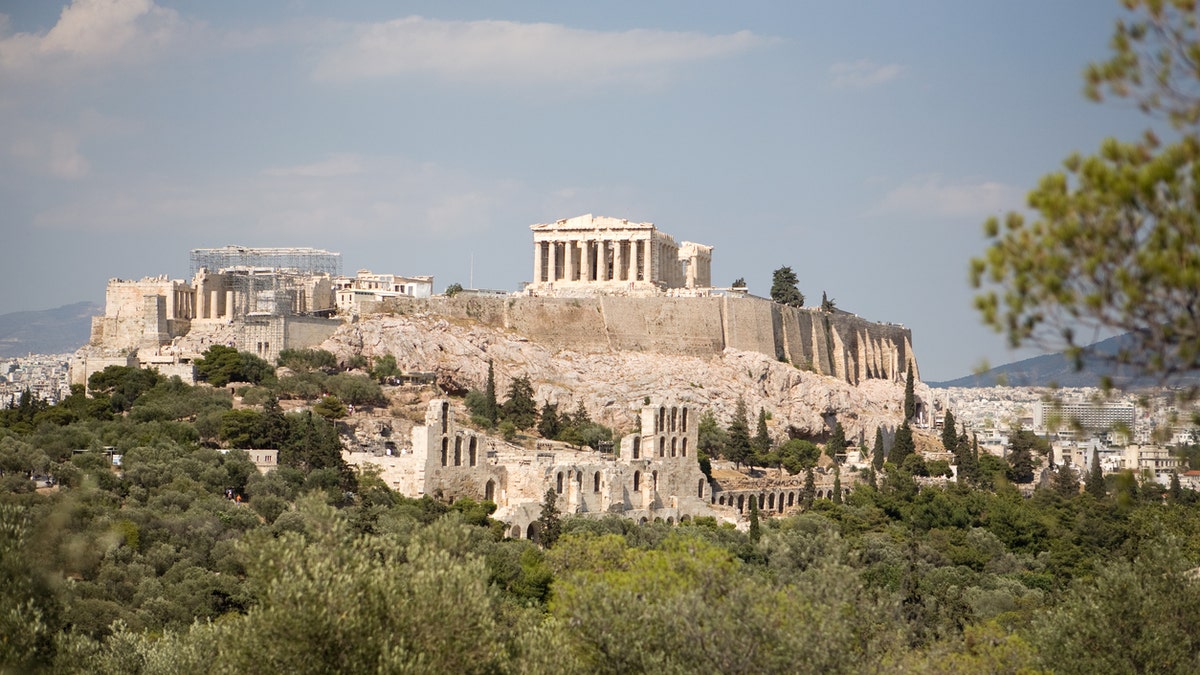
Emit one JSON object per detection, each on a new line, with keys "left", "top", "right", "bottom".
{"left": 528, "top": 214, "right": 712, "bottom": 294}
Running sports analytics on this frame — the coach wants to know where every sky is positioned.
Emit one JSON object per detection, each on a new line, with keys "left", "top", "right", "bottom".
{"left": 0, "top": 0, "right": 1155, "bottom": 381}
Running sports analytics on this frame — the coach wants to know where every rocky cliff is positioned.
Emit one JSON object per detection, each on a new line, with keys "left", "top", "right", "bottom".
{"left": 320, "top": 312, "right": 931, "bottom": 442}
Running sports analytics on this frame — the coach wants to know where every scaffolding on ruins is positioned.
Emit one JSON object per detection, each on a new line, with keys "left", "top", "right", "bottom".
{"left": 189, "top": 246, "right": 342, "bottom": 277}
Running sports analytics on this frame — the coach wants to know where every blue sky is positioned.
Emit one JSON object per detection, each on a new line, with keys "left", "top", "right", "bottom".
{"left": 0, "top": 1, "right": 1153, "bottom": 380}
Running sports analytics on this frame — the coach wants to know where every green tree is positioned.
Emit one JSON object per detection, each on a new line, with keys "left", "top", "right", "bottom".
{"left": 872, "top": 426, "right": 886, "bottom": 469}
{"left": 889, "top": 421, "right": 915, "bottom": 466}
{"left": 312, "top": 395, "right": 347, "bottom": 421}
{"left": 697, "top": 411, "right": 729, "bottom": 460}
{"left": 973, "top": 1, "right": 1200, "bottom": 379}
{"left": 368, "top": 353, "right": 400, "bottom": 383}
{"left": 1053, "top": 462, "right": 1081, "bottom": 497}
{"left": 731, "top": 277, "right": 747, "bottom": 288}
{"left": 444, "top": 282, "right": 464, "bottom": 297}
{"left": 276, "top": 348, "right": 337, "bottom": 372}
{"left": 483, "top": 360, "right": 498, "bottom": 426}
{"left": 748, "top": 495, "right": 761, "bottom": 542}
{"left": 536, "top": 488, "right": 562, "bottom": 547}
{"left": 769, "top": 266, "right": 804, "bottom": 307}
{"left": 778, "top": 439, "right": 820, "bottom": 475}
{"left": 802, "top": 467, "right": 816, "bottom": 507}
{"left": 196, "top": 346, "right": 274, "bottom": 388}
{"left": 941, "top": 410, "right": 958, "bottom": 453}
{"left": 752, "top": 408, "right": 771, "bottom": 461}
{"left": 826, "top": 420, "right": 846, "bottom": 461}
{"left": 537, "top": 401, "right": 560, "bottom": 439}
{"left": 501, "top": 375, "right": 537, "bottom": 430}
{"left": 820, "top": 290, "right": 836, "bottom": 312}
{"left": 903, "top": 367, "right": 916, "bottom": 421}
{"left": 832, "top": 468, "right": 842, "bottom": 504}
{"left": 726, "top": 398, "right": 752, "bottom": 470}
{"left": 1087, "top": 451, "right": 1107, "bottom": 499}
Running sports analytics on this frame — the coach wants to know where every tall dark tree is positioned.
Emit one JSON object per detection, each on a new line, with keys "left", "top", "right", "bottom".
{"left": 697, "top": 410, "right": 729, "bottom": 460}
{"left": 820, "top": 291, "right": 836, "bottom": 312}
{"left": 872, "top": 426, "right": 886, "bottom": 469}
{"left": 802, "top": 467, "right": 816, "bottom": 507}
{"left": 826, "top": 421, "right": 846, "bottom": 461}
{"left": 941, "top": 410, "right": 958, "bottom": 453}
{"left": 747, "top": 494, "right": 761, "bottom": 542}
{"left": 483, "top": 360, "right": 498, "bottom": 426}
{"left": 1170, "top": 470, "right": 1184, "bottom": 503}
{"left": 537, "top": 402, "right": 560, "bottom": 439}
{"left": 1087, "top": 451, "right": 1107, "bottom": 498}
{"left": 903, "top": 367, "right": 916, "bottom": 421}
{"left": 752, "top": 408, "right": 771, "bottom": 459}
{"left": 731, "top": 277, "right": 747, "bottom": 289}
{"left": 726, "top": 398, "right": 752, "bottom": 470}
{"left": 770, "top": 266, "right": 804, "bottom": 307}
{"left": 888, "top": 421, "right": 914, "bottom": 466}
{"left": 1053, "top": 462, "right": 1081, "bottom": 497}
{"left": 535, "top": 488, "right": 562, "bottom": 547}
{"left": 832, "top": 467, "right": 843, "bottom": 505}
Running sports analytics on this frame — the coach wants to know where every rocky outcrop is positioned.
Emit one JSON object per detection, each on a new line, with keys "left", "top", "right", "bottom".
{"left": 320, "top": 313, "right": 931, "bottom": 443}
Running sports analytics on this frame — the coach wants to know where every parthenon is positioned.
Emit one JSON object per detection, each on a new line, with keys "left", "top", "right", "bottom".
{"left": 527, "top": 214, "right": 712, "bottom": 294}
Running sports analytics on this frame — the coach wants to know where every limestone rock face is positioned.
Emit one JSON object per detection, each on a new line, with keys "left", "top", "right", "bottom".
{"left": 321, "top": 313, "right": 930, "bottom": 441}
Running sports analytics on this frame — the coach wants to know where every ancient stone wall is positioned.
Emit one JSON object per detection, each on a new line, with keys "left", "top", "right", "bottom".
{"left": 374, "top": 295, "right": 915, "bottom": 384}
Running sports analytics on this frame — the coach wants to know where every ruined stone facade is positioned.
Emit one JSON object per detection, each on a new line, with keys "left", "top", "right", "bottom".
{"left": 348, "top": 399, "right": 717, "bottom": 538}
{"left": 333, "top": 270, "right": 434, "bottom": 313}
{"left": 527, "top": 214, "right": 712, "bottom": 294}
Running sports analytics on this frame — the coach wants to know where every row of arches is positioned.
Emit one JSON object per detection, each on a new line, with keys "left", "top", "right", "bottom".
{"left": 628, "top": 435, "right": 690, "bottom": 460}
{"left": 714, "top": 488, "right": 849, "bottom": 514}
{"left": 511, "top": 513, "right": 698, "bottom": 540}
{"left": 552, "top": 470, "right": 706, "bottom": 500}
{"left": 440, "top": 435, "right": 479, "bottom": 467}
{"left": 655, "top": 405, "right": 689, "bottom": 434}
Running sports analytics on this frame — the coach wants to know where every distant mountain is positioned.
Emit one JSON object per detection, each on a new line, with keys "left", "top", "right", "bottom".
{"left": 0, "top": 302, "right": 101, "bottom": 358}
{"left": 928, "top": 333, "right": 1195, "bottom": 388}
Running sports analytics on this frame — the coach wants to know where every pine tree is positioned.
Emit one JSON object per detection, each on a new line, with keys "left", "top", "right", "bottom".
{"left": 802, "top": 467, "right": 816, "bottom": 507}
{"left": 537, "top": 402, "right": 560, "bottom": 439}
{"left": 1053, "top": 462, "right": 1081, "bottom": 497}
{"left": 770, "top": 266, "right": 804, "bottom": 307}
{"left": 903, "top": 367, "right": 916, "bottom": 421}
{"left": 501, "top": 375, "right": 537, "bottom": 429}
{"left": 1007, "top": 444, "right": 1035, "bottom": 484}
{"left": 1087, "top": 451, "right": 1107, "bottom": 498}
{"left": 941, "top": 410, "right": 957, "bottom": 453}
{"left": 483, "top": 360, "right": 498, "bottom": 426}
{"left": 889, "top": 421, "right": 914, "bottom": 466}
{"left": 872, "top": 426, "right": 885, "bottom": 469}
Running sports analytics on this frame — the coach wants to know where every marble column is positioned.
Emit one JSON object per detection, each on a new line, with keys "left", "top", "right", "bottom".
{"left": 534, "top": 240, "right": 544, "bottom": 283}
{"left": 614, "top": 241, "right": 625, "bottom": 281}
{"left": 548, "top": 241, "right": 558, "bottom": 282}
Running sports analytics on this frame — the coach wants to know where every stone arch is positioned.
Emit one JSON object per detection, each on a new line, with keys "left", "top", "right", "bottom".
{"left": 527, "top": 522, "right": 540, "bottom": 542}
{"left": 659, "top": 437, "right": 666, "bottom": 457}
{"left": 658, "top": 406, "right": 666, "bottom": 433}
{"left": 576, "top": 470, "right": 582, "bottom": 492}
{"left": 454, "top": 437, "right": 462, "bottom": 466}
{"left": 652, "top": 470, "right": 658, "bottom": 491}
{"left": 441, "top": 401, "right": 449, "bottom": 433}
{"left": 441, "top": 437, "right": 448, "bottom": 466}
{"left": 666, "top": 516, "right": 675, "bottom": 525}
{"left": 758, "top": 494, "right": 765, "bottom": 509}
{"left": 594, "top": 471, "right": 601, "bottom": 492}
{"left": 681, "top": 407, "right": 689, "bottom": 433}
{"left": 671, "top": 437, "right": 677, "bottom": 457}
{"left": 633, "top": 471, "right": 641, "bottom": 492}
{"left": 768, "top": 493, "right": 775, "bottom": 510}
{"left": 510, "top": 524, "right": 520, "bottom": 538}
{"left": 556, "top": 472, "right": 564, "bottom": 494}
{"left": 469, "top": 437, "right": 477, "bottom": 466}
{"left": 788, "top": 492, "right": 795, "bottom": 507}
{"left": 680, "top": 515, "right": 691, "bottom": 523}
{"left": 698, "top": 479, "right": 705, "bottom": 498}
{"left": 682, "top": 437, "right": 688, "bottom": 457}
{"left": 632, "top": 436, "right": 641, "bottom": 459}
{"left": 777, "top": 493, "right": 784, "bottom": 512}
{"left": 485, "top": 479, "right": 495, "bottom": 502}
{"left": 654, "top": 517, "right": 663, "bottom": 524}
{"left": 670, "top": 406, "right": 678, "bottom": 432}
{"left": 718, "top": 495, "right": 725, "bottom": 506}
{"left": 737, "top": 495, "right": 745, "bottom": 513}
{"left": 640, "top": 517, "right": 648, "bottom": 525}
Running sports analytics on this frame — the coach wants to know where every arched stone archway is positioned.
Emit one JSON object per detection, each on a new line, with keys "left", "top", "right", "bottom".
{"left": 485, "top": 479, "right": 495, "bottom": 502}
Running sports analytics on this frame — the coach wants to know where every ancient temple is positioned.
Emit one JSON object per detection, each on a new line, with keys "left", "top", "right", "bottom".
{"left": 528, "top": 214, "right": 712, "bottom": 293}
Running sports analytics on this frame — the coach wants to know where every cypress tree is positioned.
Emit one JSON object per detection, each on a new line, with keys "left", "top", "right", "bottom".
{"left": 727, "top": 398, "right": 752, "bottom": 470}
{"left": 941, "top": 410, "right": 957, "bottom": 453}
{"left": 903, "top": 367, "right": 916, "bottom": 421}
{"left": 802, "top": 467, "right": 816, "bottom": 507}
{"left": 872, "top": 426, "right": 885, "bottom": 469}
{"left": 1087, "top": 451, "right": 1107, "bottom": 498}
{"left": 1053, "top": 462, "right": 1080, "bottom": 496}
{"left": 748, "top": 495, "right": 761, "bottom": 542}
{"left": 832, "top": 467, "right": 843, "bottom": 504}
{"left": 889, "top": 421, "right": 915, "bottom": 466}
{"left": 535, "top": 488, "right": 561, "bottom": 547}
{"left": 827, "top": 421, "right": 846, "bottom": 461}
{"left": 753, "top": 408, "right": 771, "bottom": 458}
{"left": 1170, "top": 470, "right": 1183, "bottom": 503}
{"left": 483, "top": 360, "right": 498, "bottom": 426}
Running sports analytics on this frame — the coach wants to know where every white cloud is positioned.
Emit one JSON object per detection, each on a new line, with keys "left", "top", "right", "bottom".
{"left": 829, "top": 59, "right": 905, "bottom": 89}
{"left": 873, "top": 174, "right": 1022, "bottom": 218}
{"left": 314, "top": 16, "right": 772, "bottom": 86}
{"left": 0, "top": 0, "right": 183, "bottom": 76}
{"left": 31, "top": 154, "right": 527, "bottom": 239}
{"left": 10, "top": 130, "right": 90, "bottom": 179}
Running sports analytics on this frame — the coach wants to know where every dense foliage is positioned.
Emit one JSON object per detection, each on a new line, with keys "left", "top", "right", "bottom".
{"left": 6, "top": 375, "right": 1200, "bottom": 672}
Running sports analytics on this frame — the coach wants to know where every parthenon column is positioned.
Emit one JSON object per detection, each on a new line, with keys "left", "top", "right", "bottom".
{"left": 643, "top": 240, "right": 653, "bottom": 284}
{"left": 548, "top": 241, "right": 558, "bottom": 282}
{"left": 614, "top": 241, "right": 625, "bottom": 282}
{"left": 533, "top": 241, "right": 544, "bottom": 283}
{"left": 598, "top": 242, "right": 609, "bottom": 281}
{"left": 581, "top": 240, "right": 592, "bottom": 281}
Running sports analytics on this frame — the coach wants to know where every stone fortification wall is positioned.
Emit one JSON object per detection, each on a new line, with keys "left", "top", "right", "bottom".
{"left": 376, "top": 295, "right": 915, "bottom": 383}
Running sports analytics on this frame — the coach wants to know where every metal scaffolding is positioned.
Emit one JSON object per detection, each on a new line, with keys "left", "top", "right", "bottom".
{"left": 190, "top": 246, "right": 342, "bottom": 277}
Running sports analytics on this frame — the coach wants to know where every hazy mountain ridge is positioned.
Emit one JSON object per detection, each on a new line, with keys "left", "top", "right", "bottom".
{"left": 0, "top": 301, "right": 101, "bottom": 358}
{"left": 929, "top": 334, "right": 1197, "bottom": 388}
